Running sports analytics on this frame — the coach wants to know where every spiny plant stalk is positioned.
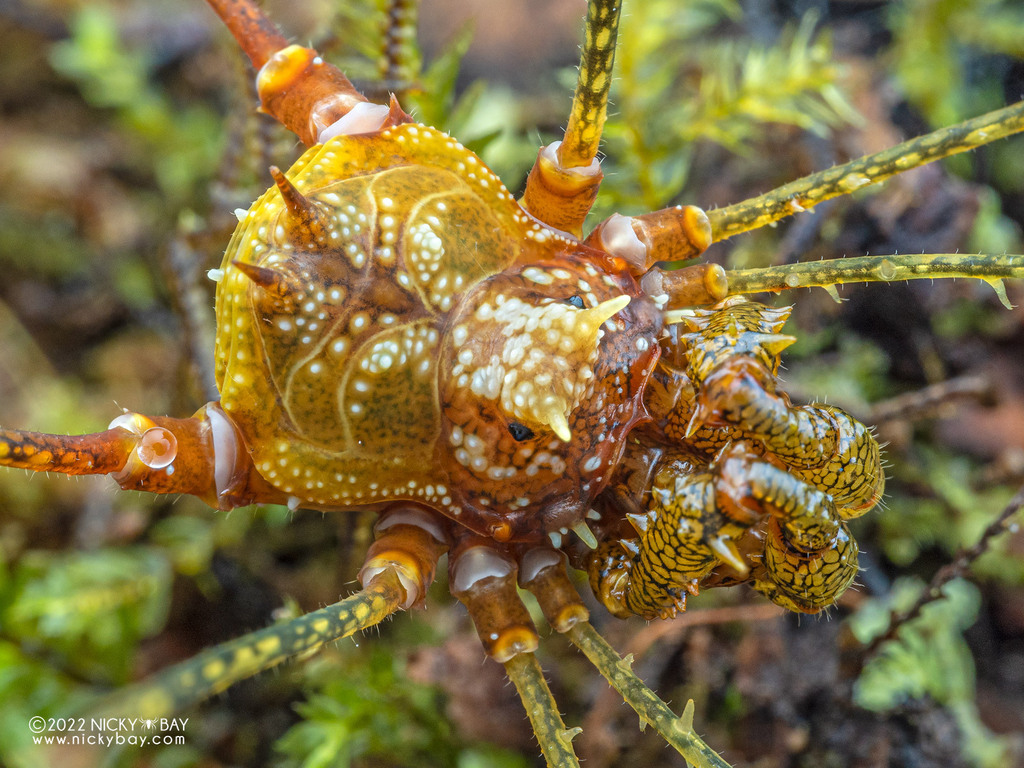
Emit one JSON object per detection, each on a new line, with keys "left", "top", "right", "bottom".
{"left": 708, "top": 99, "right": 1024, "bottom": 241}
{"left": 95, "top": 570, "right": 406, "bottom": 719}
{"left": 504, "top": 653, "right": 583, "bottom": 768}
{"left": 567, "top": 622, "right": 732, "bottom": 768}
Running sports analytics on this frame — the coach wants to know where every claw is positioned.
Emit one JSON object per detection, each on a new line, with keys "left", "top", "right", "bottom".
{"left": 618, "top": 538, "right": 640, "bottom": 557}
{"left": 684, "top": 399, "right": 714, "bottom": 438}
{"left": 626, "top": 511, "right": 651, "bottom": 535}
{"left": 707, "top": 536, "right": 748, "bottom": 574}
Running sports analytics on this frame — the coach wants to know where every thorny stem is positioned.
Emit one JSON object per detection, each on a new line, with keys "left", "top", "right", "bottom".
{"left": 559, "top": 0, "right": 622, "bottom": 168}
{"left": 868, "top": 374, "right": 993, "bottom": 424}
{"left": 720, "top": 253, "right": 1024, "bottom": 308}
{"left": 93, "top": 570, "right": 406, "bottom": 719}
{"left": 504, "top": 653, "right": 582, "bottom": 768}
{"left": 567, "top": 622, "right": 733, "bottom": 768}
{"left": 165, "top": 236, "right": 219, "bottom": 401}
{"left": 708, "top": 100, "right": 1024, "bottom": 242}
{"left": 862, "top": 483, "right": 1024, "bottom": 660}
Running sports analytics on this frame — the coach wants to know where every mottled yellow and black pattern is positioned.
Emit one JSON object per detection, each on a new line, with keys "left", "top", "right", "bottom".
{"left": 586, "top": 297, "right": 884, "bottom": 618}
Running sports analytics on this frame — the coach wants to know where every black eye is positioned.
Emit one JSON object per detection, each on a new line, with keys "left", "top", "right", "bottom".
{"left": 508, "top": 422, "right": 534, "bottom": 441}
{"left": 565, "top": 295, "right": 585, "bottom": 309}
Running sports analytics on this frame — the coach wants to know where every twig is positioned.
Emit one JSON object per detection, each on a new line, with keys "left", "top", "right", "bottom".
{"left": 862, "top": 483, "right": 1024, "bottom": 660}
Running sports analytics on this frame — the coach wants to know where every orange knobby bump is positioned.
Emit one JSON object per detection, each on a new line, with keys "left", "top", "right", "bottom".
{"left": 520, "top": 141, "right": 603, "bottom": 238}
{"left": 255, "top": 44, "right": 367, "bottom": 146}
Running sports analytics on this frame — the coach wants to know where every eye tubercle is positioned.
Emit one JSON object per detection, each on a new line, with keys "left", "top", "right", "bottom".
{"left": 527, "top": 296, "right": 629, "bottom": 443}
{"left": 535, "top": 395, "right": 572, "bottom": 442}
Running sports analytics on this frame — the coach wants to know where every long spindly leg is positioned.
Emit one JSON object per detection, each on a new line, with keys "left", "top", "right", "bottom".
{"left": 588, "top": 100, "right": 1024, "bottom": 292}
{"left": 519, "top": 0, "right": 622, "bottom": 236}
{"left": 98, "top": 570, "right": 407, "bottom": 719}
{"left": 558, "top": 0, "right": 622, "bottom": 170}
{"left": 448, "top": 535, "right": 584, "bottom": 767}
{"left": 202, "top": 0, "right": 403, "bottom": 147}
{"left": 505, "top": 633, "right": 735, "bottom": 768}
{"left": 504, "top": 653, "right": 582, "bottom": 768}
{"left": 518, "top": 548, "right": 732, "bottom": 768}
{"left": 0, "top": 406, "right": 269, "bottom": 509}
{"left": 378, "top": 0, "right": 422, "bottom": 97}
{"left": 644, "top": 250, "right": 1024, "bottom": 315}
{"left": 567, "top": 623, "right": 732, "bottom": 768}
{"left": 708, "top": 99, "right": 1024, "bottom": 242}
{"left": 94, "top": 504, "right": 446, "bottom": 718}
{"left": 590, "top": 101, "right": 1024, "bottom": 304}
{"left": 721, "top": 252, "right": 1024, "bottom": 308}
{"left": 451, "top": 536, "right": 733, "bottom": 768}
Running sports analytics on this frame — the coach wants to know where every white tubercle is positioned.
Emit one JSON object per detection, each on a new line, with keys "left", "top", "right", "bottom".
{"left": 450, "top": 546, "right": 515, "bottom": 595}
{"left": 373, "top": 504, "right": 448, "bottom": 546}
{"left": 517, "top": 546, "right": 564, "bottom": 585}
{"left": 205, "top": 404, "right": 241, "bottom": 501}
{"left": 317, "top": 102, "right": 392, "bottom": 143}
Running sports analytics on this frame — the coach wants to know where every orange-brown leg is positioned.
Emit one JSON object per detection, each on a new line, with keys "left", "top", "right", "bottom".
{"left": 0, "top": 403, "right": 284, "bottom": 510}
{"left": 203, "top": 0, "right": 409, "bottom": 147}
{"left": 519, "top": 0, "right": 621, "bottom": 236}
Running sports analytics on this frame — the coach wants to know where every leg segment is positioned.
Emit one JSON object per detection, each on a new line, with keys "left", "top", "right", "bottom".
{"left": 589, "top": 442, "right": 861, "bottom": 619}
{"left": 503, "top": 653, "right": 582, "bottom": 768}
{"left": 697, "top": 359, "right": 884, "bottom": 515}
{"left": 653, "top": 298, "right": 884, "bottom": 515}
{"left": 589, "top": 473, "right": 719, "bottom": 620}
{"left": 519, "top": 0, "right": 623, "bottom": 235}
{"left": 0, "top": 403, "right": 283, "bottom": 510}
{"left": 448, "top": 533, "right": 540, "bottom": 662}
{"left": 205, "top": 0, "right": 378, "bottom": 146}
{"left": 559, "top": 0, "right": 621, "bottom": 170}
{"left": 752, "top": 518, "right": 859, "bottom": 613}
{"left": 707, "top": 99, "right": 1024, "bottom": 242}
